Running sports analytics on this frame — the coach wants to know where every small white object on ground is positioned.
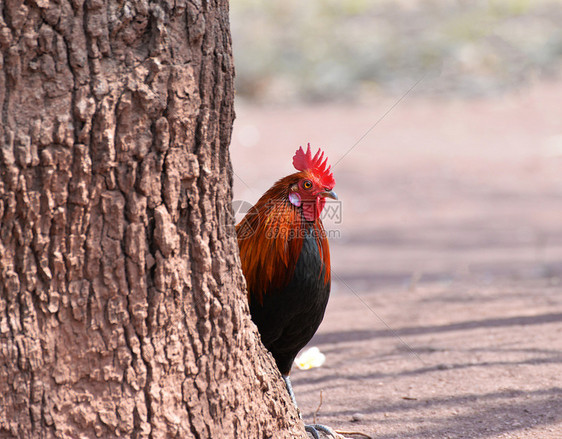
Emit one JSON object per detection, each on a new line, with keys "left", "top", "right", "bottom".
{"left": 294, "top": 347, "right": 326, "bottom": 370}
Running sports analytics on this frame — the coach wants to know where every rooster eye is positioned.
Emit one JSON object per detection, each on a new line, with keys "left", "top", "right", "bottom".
{"left": 302, "top": 180, "right": 312, "bottom": 190}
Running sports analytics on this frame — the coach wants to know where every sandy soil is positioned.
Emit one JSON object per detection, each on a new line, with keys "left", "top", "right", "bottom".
{"left": 230, "top": 79, "right": 562, "bottom": 438}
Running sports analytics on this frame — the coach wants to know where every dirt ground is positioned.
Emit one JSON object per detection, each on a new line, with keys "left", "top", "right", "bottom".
{"left": 230, "top": 78, "right": 562, "bottom": 439}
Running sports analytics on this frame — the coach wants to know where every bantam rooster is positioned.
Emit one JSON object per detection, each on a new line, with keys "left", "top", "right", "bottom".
{"left": 237, "top": 145, "right": 338, "bottom": 438}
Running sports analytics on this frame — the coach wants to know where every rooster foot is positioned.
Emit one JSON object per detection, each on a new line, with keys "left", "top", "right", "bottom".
{"left": 282, "top": 375, "right": 338, "bottom": 438}
{"left": 305, "top": 423, "right": 338, "bottom": 438}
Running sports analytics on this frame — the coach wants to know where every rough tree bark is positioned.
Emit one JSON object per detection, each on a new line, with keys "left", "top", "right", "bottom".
{"left": 0, "top": 0, "right": 305, "bottom": 437}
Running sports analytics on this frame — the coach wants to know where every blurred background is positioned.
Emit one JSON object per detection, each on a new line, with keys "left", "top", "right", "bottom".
{"left": 229, "top": 2, "right": 562, "bottom": 437}
{"left": 231, "top": 0, "right": 562, "bottom": 102}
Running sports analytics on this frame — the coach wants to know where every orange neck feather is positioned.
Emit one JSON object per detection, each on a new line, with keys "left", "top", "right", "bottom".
{"left": 237, "top": 173, "right": 331, "bottom": 303}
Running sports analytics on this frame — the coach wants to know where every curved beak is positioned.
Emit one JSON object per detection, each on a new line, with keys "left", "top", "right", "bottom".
{"left": 320, "top": 189, "right": 338, "bottom": 200}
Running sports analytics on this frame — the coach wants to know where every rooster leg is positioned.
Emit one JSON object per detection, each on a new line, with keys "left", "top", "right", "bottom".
{"left": 282, "top": 375, "right": 299, "bottom": 409}
{"left": 282, "top": 375, "right": 337, "bottom": 438}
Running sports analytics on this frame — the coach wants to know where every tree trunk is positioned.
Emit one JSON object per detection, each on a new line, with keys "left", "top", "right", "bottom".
{"left": 0, "top": 0, "right": 305, "bottom": 437}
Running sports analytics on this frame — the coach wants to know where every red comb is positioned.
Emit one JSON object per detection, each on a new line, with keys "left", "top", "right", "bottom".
{"left": 292, "top": 144, "right": 335, "bottom": 188}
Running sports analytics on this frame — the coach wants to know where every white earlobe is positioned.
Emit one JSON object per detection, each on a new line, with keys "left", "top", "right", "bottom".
{"left": 288, "top": 192, "right": 301, "bottom": 207}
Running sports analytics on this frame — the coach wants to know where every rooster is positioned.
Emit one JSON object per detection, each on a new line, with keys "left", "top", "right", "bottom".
{"left": 237, "top": 145, "right": 338, "bottom": 438}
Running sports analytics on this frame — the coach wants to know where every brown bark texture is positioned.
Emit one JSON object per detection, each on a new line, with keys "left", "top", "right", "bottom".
{"left": 0, "top": 0, "right": 305, "bottom": 438}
